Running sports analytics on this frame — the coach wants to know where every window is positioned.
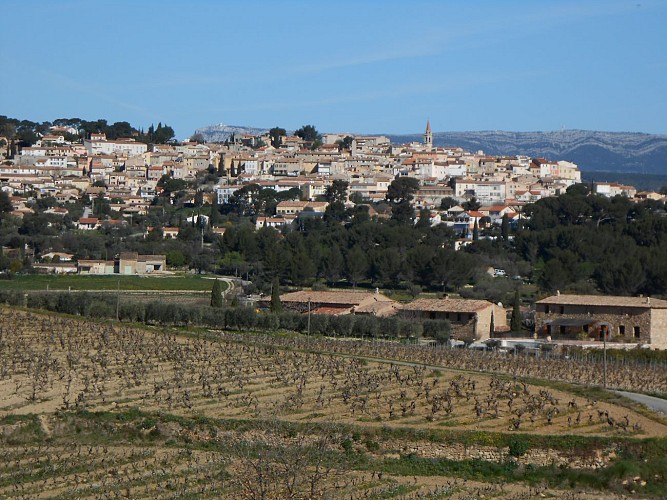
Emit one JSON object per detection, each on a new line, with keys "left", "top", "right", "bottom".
{"left": 619, "top": 325, "right": 625, "bottom": 336}
{"left": 457, "top": 313, "right": 462, "bottom": 322}
{"left": 559, "top": 326, "right": 566, "bottom": 334}
{"left": 560, "top": 306, "right": 565, "bottom": 314}
{"left": 545, "top": 305, "right": 550, "bottom": 314}
{"left": 634, "top": 326, "right": 640, "bottom": 338}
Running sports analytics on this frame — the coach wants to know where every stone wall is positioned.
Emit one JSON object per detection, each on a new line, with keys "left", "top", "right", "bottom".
{"left": 391, "top": 441, "right": 616, "bottom": 469}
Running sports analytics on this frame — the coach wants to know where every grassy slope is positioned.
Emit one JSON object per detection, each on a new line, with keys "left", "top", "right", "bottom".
{"left": 0, "top": 274, "right": 226, "bottom": 291}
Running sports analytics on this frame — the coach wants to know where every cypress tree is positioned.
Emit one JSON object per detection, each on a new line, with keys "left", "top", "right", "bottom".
{"left": 511, "top": 290, "right": 522, "bottom": 332}
{"left": 211, "top": 279, "right": 223, "bottom": 308}
{"left": 270, "top": 276, "right": 282, "bottom": 313}
{"left": 210, "top": 194, "right": 220, "bottom": 227}
{"left": 472, "top": 219, "right": 479, "bottom": 241}
{"left": 501, "top": 213, "right": 509, "bottom": 241}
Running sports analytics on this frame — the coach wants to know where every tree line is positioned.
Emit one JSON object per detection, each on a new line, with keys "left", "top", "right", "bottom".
{"left": 0, "top": 290, "right": 448, "bottom": 341}
{"left": 516, "top": 184, "right": 667, "bottom": 296}
{"left": 0, "top": 115, "right": 175, "bottom": 156}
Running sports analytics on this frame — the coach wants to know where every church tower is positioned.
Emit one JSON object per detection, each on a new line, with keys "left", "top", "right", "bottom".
{"left": 424, "top": 120, "right": 432, "bottom": 149}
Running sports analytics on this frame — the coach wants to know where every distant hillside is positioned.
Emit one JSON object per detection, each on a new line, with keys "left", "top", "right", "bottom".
{"left": 385, "top": 130, "right": 667, "bottom": 174}
{"left": 194, "top": 124, "right": 269, "bottom": 143}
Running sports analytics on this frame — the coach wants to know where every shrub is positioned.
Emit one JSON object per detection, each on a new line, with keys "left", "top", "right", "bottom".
{"left": 309, "top": 314, "right": 329, "bottom": 335}
{"left": 0, "top": 290, "right": 25, "bottom": 306}
{"left": 200, "top": 307, "right": 227, "bottom": 328}
{"left": 353, "top": 315, "right": 378, "bottom": 338}
{"left": 508, "top": 436, "right": 530, "bottom": 457}
{"left": 329, "top": 315, "right": 355, "bottom": 337}
{"left": 225, "top": 307, "right": 257, "bottom": 330}
{"left": 119, "top": 302, "right": 146, "bottom": 323}
{"left": 277, "top": 312, "right": 306, "bottom": 332}
{"left": 423, "top": 319, "right": 451, "bottom": 344}
{"left": 255, "top": 312, "right": 280, "bottom": 331}
{"left": 379, "top": 317, "right": 400, "bottom": 339}
{"left": 90, "top": 299, "right": 115, "bottom": 319}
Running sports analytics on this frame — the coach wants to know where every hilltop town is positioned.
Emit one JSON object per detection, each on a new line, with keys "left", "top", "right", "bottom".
{"left": 2, "top": 119, "right": 659, "bottom": 232}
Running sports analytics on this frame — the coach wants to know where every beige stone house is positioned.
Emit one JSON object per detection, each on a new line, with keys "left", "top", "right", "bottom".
{"left": 78, "top": 253, "right": 166, "bottom": 275}
{"left": 275, "top": 200, "right": 328, "bottom": 217}
{"left": 396, "top": 298, "right": 508, "bottom": 342}
{"left": 535, "top": 294, "right": 667, "bottom": 349}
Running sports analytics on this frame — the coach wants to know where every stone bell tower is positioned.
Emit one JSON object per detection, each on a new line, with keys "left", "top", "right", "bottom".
{"left": 424, "top": 120, "right": 432, "bottom": 149}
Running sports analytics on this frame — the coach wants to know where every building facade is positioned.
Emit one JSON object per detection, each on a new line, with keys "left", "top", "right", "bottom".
{"left": 397, "top": 298, "right": 508, "bottom": 342}
{"left": 535, "top": 294, "right": 667, "bottom": 349}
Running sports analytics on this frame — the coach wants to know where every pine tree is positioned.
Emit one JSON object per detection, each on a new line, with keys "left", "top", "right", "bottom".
{"left": 270, "top": 276, "right": 282, "bottom": 313}
{"left": 211, "top": 279, "right": 223, "bottom": 308}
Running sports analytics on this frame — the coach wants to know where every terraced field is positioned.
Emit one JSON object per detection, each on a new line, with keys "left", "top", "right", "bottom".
{"left": 1, "top": 307, "right": 666, "bottom": 498}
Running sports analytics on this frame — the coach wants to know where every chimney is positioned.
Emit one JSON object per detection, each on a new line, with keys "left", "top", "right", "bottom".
{"left": 647, "top": 297, "right": 651, "bottom": 305}
{"left": 375, "top": 287, "right": 379, "bottom": 295}
{"left": 556, "top": 290, "right": 560, "bottom": 296}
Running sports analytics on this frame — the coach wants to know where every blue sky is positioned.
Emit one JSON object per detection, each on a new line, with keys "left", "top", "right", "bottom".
{"left": 1, "top": 0, "right": 666, "bottom": 139}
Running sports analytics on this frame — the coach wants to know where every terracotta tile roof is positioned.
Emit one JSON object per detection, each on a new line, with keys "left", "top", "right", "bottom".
{"left": 354, "top": 301, "right": 399, "bottom": 317}
{"left": 277, "top": 200, "right": 309, "bottom": 208}
{"left": 537, "top": 294, "right": 667, "bottom": 309}
{"left": 279, "top": 290, "right": 393, "bottom": 306}
{"left": 137, "top": 254, "right": 166, "bottom": 262}
{"left": 310, "top": 306, "right": 352, "bottom": 315}
{"left": 465, "top": 211, "right": 486, "bottom": 218}
{"left": 399, "top": 298, "right": 495, "bottom": 313}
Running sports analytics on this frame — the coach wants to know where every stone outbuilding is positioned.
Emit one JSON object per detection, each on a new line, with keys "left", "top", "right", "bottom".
{"left": 78, "top": 253, "right": 166, "bottom": 275}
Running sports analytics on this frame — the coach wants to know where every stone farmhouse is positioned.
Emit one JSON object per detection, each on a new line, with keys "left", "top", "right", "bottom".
{"left": 396, "top": 298, "right": 508, "bottom": 342}
{"left": 78, "top": 253, "right": 166, "bottom": 275}
{"left": 535, "top": 293, "right": 667, "bottom": 349}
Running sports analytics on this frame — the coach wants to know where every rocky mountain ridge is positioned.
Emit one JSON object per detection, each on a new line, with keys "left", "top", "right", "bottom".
{"left": 194, "top": 123, "right": 269, "bottom": 143}
{"left": 386, "top": 129, "right": 667, "bottom": 173}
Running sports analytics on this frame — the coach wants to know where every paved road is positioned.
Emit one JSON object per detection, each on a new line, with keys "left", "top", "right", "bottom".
{"left": 614, "top": 391, "right": 667, "bottom": 415}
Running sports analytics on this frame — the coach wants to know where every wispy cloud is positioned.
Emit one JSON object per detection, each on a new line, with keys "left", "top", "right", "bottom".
{"left": 199, "top": 67, "right": 542, "bottom": 115}
{"left": 35, "top": 66, "right": 159, "bottom": 120}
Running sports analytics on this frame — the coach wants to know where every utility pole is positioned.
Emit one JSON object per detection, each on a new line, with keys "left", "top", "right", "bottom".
{"left": 603, "top": 326, "right": 607, "bottom": 389}
{"left": 116, "top": 279, "right": 120, "bottom": 321}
